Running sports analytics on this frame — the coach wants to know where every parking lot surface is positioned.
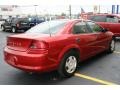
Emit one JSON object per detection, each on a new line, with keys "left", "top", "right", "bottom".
{"left": 0, "top": 30, "right": 120, "bottom": 85}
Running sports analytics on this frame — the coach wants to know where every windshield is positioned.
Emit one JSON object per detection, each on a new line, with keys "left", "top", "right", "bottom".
{"left": 26, "top": 20, "right": 67, "bottom": 34}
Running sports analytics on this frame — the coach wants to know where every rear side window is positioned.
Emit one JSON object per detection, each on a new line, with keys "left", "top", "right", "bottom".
{"left": 73, "top": 22, "right": 89, "bottom": 34}
{"left": 89, "top": 15, "right": 106, "bottom": 22}
{"left": 106, "top": 16, "right": 119, "bottom": 23}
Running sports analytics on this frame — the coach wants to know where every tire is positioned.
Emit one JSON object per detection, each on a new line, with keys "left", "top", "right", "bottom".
{"left": 107, "top": 38, "right": 115, "bottom": 53}
{"left": 11, "top": 27, "right": 17, "bottom": 33}
{"left": 1, "top": 26, "right": 5, "bottom": 31}
{"left": 58, "top": 50, "right": 79, "bottom": 78}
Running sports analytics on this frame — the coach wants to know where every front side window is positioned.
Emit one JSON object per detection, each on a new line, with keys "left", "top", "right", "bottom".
{"left": 86, "top": 21, "right": 102, "bottom": 32}
{"left": 72, "top": 22, "right": 89, "bottom": 34}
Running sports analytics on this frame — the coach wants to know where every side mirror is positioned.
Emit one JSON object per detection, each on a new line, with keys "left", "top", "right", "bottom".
{"left": 101, "top": 28, "right": 108, "bottom": 32}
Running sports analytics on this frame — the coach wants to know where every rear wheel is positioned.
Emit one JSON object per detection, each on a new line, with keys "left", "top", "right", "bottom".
{"left": 58, "top": 50, "right": 79, "bottom": 78}
{"left": 107, "top": 38, "right": 115, "bottom": 53}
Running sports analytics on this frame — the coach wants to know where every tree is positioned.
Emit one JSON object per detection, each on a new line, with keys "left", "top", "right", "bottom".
{"left": 61, "top": 13, "right": 66, "bottom": 16}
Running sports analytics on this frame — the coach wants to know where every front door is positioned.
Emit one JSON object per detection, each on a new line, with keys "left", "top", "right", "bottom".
{"left": 86, "top": 21, "right": 109, "bottom": 53}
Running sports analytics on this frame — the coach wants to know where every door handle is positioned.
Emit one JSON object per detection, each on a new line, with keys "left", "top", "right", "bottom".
{"left": 76, "top": 38, "right": 80, "bottom": 43}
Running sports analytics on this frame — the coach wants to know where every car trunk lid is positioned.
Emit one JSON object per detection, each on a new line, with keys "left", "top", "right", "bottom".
{"left": 7, "top": 37, "right": 32, "bottom": 52}
{"left": 7, "top": 34, "right": 50, "bottom": 52}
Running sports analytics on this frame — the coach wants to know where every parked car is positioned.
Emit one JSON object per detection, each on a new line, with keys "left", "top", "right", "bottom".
{"left": 1, "top": 18, "right": 31, "bottom": 33}
{"left": 4, "top": 19, "right": 115, "bottom": 77}
{"left": 29, "top": 17, "right": 45, "bottom": 27}
{"left": 88, "top": 14, "right": 120, "bottom": 37}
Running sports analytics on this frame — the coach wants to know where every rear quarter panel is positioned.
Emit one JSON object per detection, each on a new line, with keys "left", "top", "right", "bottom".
{"left": 43, "top": 34, "right": 80, "bottom": 64}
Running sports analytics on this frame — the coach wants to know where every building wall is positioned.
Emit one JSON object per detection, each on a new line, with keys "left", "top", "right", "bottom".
{"left": 0, "top": 5, "right": 22, "bottom": 19}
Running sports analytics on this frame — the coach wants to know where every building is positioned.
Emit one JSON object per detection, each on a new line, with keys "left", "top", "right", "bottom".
{"left": 0, "top": 5, "right": 21, "bottom": 19}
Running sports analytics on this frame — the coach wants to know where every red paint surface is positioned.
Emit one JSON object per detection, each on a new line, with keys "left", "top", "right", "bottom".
{"left": 4, "top": 19, "right": 113, "bottom": 72}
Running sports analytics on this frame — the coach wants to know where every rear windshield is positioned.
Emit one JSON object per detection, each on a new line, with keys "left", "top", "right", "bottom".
{"left": 12, "top": 18, "right": 29, "bottom": 23}
{"left": 26, "top": 20, "right": 67, "bottom": 34}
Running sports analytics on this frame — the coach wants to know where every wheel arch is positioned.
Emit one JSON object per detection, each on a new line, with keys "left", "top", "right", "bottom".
{"left": 58, "top": 44, "right": 80, "bottom": 64}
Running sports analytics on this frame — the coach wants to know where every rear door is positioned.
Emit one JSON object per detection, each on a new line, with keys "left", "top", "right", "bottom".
{"left": 72, "top": 21, "right": 98, "bottom": 60}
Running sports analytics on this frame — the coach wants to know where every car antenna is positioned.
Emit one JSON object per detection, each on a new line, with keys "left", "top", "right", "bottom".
{"left": 48, "top": 20, "right": 51, "bottom": 37}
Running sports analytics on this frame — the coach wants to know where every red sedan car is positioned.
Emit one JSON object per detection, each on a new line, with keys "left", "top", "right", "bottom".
{"left": 88, "top": 14, "right": 120, "bottom": 37}
{"left": 4, "top": 19, "right": 115, "bottom": 77}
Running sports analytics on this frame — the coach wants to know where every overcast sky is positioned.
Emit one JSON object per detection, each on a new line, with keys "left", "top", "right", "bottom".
{"left": 0, "top": 0, "right": 120, "bottom": 5}
{"left": 18, "top": 5, "right": 112, "bottom": 15}
{"left": 0, "top": 0, "right": 120, "bottom": 15}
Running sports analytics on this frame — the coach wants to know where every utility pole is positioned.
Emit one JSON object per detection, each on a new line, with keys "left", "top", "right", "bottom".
{"left": 98, "top": 5, "right": 100, "bottom": 13}
{"left": 34, "top": 5, "right": 38, "bottom": 17}
{"left": 69, "top": 5, "right": 71, "bottom": 19}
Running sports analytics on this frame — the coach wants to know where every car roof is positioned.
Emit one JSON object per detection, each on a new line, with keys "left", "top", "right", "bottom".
{"left": 52, "top": 19, "right": 91, "bottom": 23}
{"left": 89, "top": 14, "right": 120, "bottom": 17}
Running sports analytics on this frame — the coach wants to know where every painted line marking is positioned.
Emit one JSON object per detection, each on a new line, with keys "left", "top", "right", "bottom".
{"left": 74, "top": 73, "right": 117, "bottom": 85}
{"left": 114, "top": 51, "right": 120, "bottom": 54}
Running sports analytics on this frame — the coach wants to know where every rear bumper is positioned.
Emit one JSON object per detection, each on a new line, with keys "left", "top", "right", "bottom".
{"left": 4, "top": 47, "right": 57, "bottom": 72}
{"left": 4, "top": 26, "right": 30, "bottom": 31}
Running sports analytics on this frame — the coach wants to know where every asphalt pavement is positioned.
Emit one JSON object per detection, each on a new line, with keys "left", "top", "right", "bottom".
{"left": 0, "top": 30, "right": 120, "bottom": 85}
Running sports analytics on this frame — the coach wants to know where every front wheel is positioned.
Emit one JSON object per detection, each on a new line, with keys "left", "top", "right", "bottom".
{"left": 58, "top": 51, "right": 79, "bottom": 78}
{"left": 107, "top": 38, "right": 115, "bottom": 53}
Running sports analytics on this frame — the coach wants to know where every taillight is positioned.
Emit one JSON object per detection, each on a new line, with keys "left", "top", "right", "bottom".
{"left": 30, "top": 40, "right": 49, "bottom": 49}
{"left": 27, "top": 40, "right": 49, "bottom": 54}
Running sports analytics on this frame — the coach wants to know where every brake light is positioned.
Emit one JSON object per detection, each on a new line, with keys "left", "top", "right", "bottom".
{"left": 30, "top": 40, "right": 49, "bottom": 49}
{"left": 28, "top": 40, "right": 49, "bottom": 54}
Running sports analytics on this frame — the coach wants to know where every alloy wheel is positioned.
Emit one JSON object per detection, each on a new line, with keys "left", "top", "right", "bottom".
{"left": 65, "top": 56, "right": 77, "bottom": 74}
